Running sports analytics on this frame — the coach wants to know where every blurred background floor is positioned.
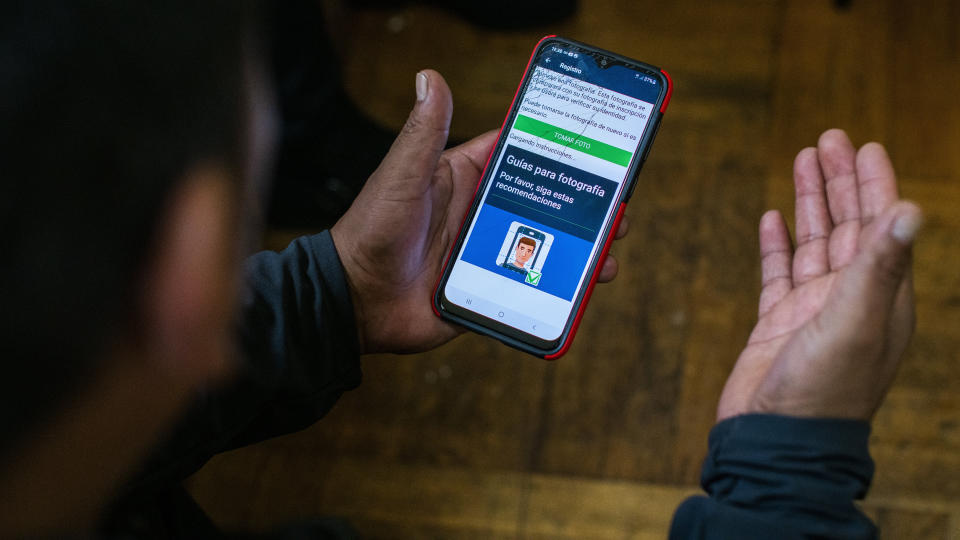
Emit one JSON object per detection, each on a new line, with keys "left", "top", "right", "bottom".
{"left": 188, "top": 1, "right": 960, "bottom": 537}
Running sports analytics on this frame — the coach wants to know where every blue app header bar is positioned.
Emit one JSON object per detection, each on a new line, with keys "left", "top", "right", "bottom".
{"left": 535, "top": 45, "right": 661, "bottom": 104}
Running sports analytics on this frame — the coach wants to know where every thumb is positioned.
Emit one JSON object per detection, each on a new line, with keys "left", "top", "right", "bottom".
{"left": 826, "top": 201, "right": 922, "bottom": 323}
{"left": 371, "top": 69, "right": 453, "bottom": 194}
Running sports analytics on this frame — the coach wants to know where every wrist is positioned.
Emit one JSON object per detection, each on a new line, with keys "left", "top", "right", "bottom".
{"left": 329, "top": 224, "right": 371, "bottom": 355}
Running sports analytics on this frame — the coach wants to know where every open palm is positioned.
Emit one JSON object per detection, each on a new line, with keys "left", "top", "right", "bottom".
{"left": 717, "top": 129, "right": 921, "bottom": 421}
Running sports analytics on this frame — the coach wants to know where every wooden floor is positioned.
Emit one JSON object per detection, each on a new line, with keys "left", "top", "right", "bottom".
{"left": 188, "top": 1, "right": 960, "bottom": 538}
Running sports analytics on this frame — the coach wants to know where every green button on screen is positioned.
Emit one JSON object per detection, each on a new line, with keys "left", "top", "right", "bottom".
{"left": 512, "top": 114, "right": 633, "bottom": 167}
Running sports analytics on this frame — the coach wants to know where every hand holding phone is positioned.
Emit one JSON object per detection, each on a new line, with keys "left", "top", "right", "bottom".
{"left": 433, "top": 36, "right": 672, "bottom": 358}
{"left": 330, "top": 71, "right": 500, "bottom": 355}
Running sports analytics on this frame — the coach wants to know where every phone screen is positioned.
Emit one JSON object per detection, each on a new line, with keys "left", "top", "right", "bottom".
{"left": 440, "top": 39, "right": 663, "bottom": 347}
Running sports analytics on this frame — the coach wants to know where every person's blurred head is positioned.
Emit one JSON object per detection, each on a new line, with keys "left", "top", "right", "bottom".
{"left": 0, "top": 1, "right": 259, "bottom": 532}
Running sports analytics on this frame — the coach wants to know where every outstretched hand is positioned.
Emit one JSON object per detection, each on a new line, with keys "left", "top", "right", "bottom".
{"left": 331, "top": 70, "right": 625, "bottom": 354}
{"left": 717, "top": 129, "right": 922, "bottom": 421}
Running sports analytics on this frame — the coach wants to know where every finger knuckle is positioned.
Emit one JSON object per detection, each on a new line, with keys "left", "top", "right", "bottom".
{"left": 402, "top": 115, "right": 424, "bottom": 135}
{"left": 871, "top": 251, "right": 908, "bottom": 287}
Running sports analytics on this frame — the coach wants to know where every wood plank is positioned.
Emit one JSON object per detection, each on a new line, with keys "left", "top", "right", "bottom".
{"left": 290, "top": 340, "right": 551, "bottom": 471}
{"left": 886, "top": 0, "right": 960, "bottom": 180}
{"left": 520, "top": 475, "right": 699, "bottom": 539}
{"left": 862, "top": 506, "right": 952, "bottom": 540}
{"left": 190, "top": 455, "right": 699, "bottom": 538}
{"left": 765, "top": 0, "right": 892, "bottom": 217}
{"left": 192, "top": 455, "right": 524, "bottom": 534}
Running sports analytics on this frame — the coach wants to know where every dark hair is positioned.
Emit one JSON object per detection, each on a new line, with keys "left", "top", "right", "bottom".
{"left": 0, "top": 2, "right": 250, "bottom": 446}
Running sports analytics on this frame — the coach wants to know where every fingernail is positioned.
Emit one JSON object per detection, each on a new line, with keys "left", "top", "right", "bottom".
{"left": 891, "top": 211, "right": 922, "bottom": 244}
{"left": 416, "top": 71, "right": 428, "bottom": 102}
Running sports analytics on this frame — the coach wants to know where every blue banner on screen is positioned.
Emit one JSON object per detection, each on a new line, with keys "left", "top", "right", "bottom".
{"left": 460, "top": 204, "right": 592, "bottom": 301}
{"left": 484, "top": 145, "right": 618, "bottom": 243}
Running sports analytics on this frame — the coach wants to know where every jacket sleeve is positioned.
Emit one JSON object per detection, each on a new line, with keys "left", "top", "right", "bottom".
{"left": 126, "top": 231, "right": 362, "bottom": 488}
{"left": 227, "top": 230, "right": 362, "bottom": 448}
{"left": 669, "top": 414, "right": 877, "bottom": 540}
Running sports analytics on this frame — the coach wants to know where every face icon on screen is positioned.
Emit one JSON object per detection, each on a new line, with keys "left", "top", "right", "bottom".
{"left": 496, "top": 222, "right": 553, "bottom": 280}
{"left": 513, "top": 237, "right": 536, "bottom": 267}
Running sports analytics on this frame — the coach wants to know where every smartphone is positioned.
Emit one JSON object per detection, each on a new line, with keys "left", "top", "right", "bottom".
{"left": 433, "top": 36, "right": 672, "bottom": 359}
